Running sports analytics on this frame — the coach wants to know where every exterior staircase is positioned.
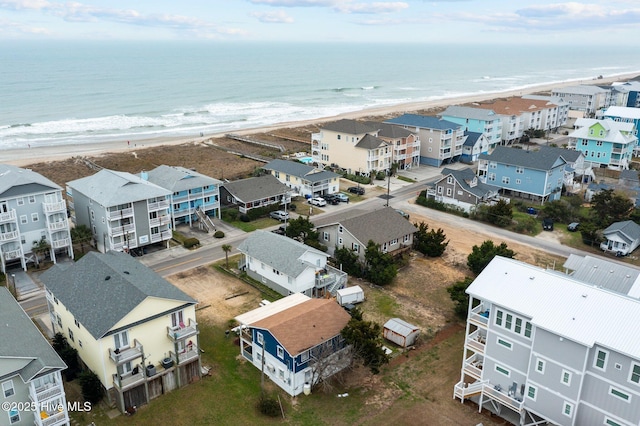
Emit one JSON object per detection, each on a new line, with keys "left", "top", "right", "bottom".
{"left": 194, "top": 207, "right": 216, "bottom": 233}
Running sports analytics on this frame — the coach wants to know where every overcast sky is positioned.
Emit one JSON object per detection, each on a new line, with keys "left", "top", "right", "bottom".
{"left": 1, "top": 0, "right": 639, "bottom": 44}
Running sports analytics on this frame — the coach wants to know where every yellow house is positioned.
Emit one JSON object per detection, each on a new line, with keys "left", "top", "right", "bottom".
{"left": 42, "top": 251, "right": 200, "bottom": 413}
{"left": 263, "top": 159, "right": 341, "bottom": 198}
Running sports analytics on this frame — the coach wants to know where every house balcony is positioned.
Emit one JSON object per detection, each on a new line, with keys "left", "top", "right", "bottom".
{"left": 38, "top": 409, "right": 68, "bottom": 426}
{"left": 315, "top": 265, "right": 348, "bottom": 295}
{"left": 47, "top": 221, "right": 68, "bottom": 232}
{"left": 112, "top": 365, "right": 146, "bottom": 392}
{"left": 311, "top": 133, "right": 321, "bottom": 143}
{"left": 0, "top": 230, "right": 19, "bottom": 242}
{"left": 148, "top": 199, "right": 170, "bottom": 212}
{"left": 167, "top": 319, "right": 199, "bottom": 341}
{"left": 109, "top": 339, "right": 144, "bottom": 365}
{"left": 42, "top": 200, "right": 66, "bottom": 214}
{"left": 29, "top": 382, "right": 63, "bottom": 404}
{"left": 149, "top": 214, "right": 170, "bottom": 227}
{"left": 466, "top": 330, "right": 486, "bottom": 354}
{"left": 469, "top": 304, "right": 489, "bottom": 328}
{"left": 150, "top": 230, "right": 172, "bottom": 243}
{"left": 2, "top": 248, "right": 22, "bottom": 261}
{"left": 170, "top": 347, "right": 199, "bottom": 365}
{"left": 454, "top": 380, "right": 524, "bottom": 413}
{"left": 106, "top": 207, "right": 134, "bottom": 221}
{"left": 51, "top": 238, "right": 71, "bottom": 249}
{"left": 108, "top": 223, "right": 135, "bottom": 237}
{"left": 0, "top": 210, "right": 17, "bottom": 224}
{"left": 395, "top": 153, "right": 407, "bottom": 160}
{"left": 112, "top": 238, "right": 138, "bottom": 251}
{"left": 463, "top": 353, "right": 484, "bottom": 381}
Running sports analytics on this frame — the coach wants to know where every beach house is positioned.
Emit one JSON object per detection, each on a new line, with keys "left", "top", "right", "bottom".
{"left": 237, "top": 230, "right": 347, "bottom": 297}
{"left": 365, "top": 122, "right": 421, "bottom": 170}
{"left": 235, "top": 293, "right": 351, "bottom": 397}
{"left": 551, "top": 85, "right": 613, "bottom": 116}
{"left": 427, "top": 167, "right": 500, "bottom": 212}
{"left": 1, "top": 287, "right": 70, "bottom": 426}
{"left": 477, "top": 146, "right": 566, "bottom": 204}
{"left": 603, "top": 105, "right": 640, "bottom": 140}
{"left": 0, "top": 164, "right": 73, "bottom": 273}
{"left": 262, "top": 159, "right": 341, "bottom": 199}
{"left": 220, "top": 174, "right": 291, "bottom": 215}
{"left": 568, "top": 118, "right": 637, "bottom": 170}
{"left": 42, "top": 251, "right": 200, "bottom": 413}
{"left": 460, "top": 131, "right": 489, "bottom": 164}
{"left": 143, "top": 165, "right": 222, "bottom": 231}
{"left": 311, "top": 119, "right": 392, "bottom": 175}
{"left": 384, "top": 114, "right": 465, "bottom": 167}
{"left": 439, "top": 106, "right": 503, "bottom": 150}
{"left": 454, "top": 256, "right": 640, "bottom": 426}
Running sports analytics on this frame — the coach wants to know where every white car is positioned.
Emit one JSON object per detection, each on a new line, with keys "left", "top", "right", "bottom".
{"left": 308, "top": 197, "right": 327, "bottom": 207}
{"left": 269, "top": 210, "right": 289, "bottom": 221}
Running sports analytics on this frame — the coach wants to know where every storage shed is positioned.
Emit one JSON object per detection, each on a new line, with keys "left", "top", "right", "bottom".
{"left": 336, "top": 285, "right": 365, "bottom": 306}
{"left": 383, "top": 318, "right": 420, "bottom": 348}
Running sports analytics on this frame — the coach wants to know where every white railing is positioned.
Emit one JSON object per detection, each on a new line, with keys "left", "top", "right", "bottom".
{"left": 453, "top": 379, "right": 487, "bottom": 400}
{"left": 0, "top": 230, "right": 19, "bottom": 241}
{"left": 48, "top": 221, "right": 67, "bottom": 231}
{"left": 0, "top": 210, "right": 17, "bottom": 223}
{"left": 30, "top": 383, "right": 62, "bottom": 403}
{"left": 112, "top": 368, "right": 146, "bottom": 391}
{"left": 106, "top": 207, "right": 134, "bottom": 221}
{"left": 43, "top": 200, "right": 66, "bottom": 213}
{"left": 51, "top": 238, "right": 70, "bottom": 249}
{"left": 149, "top": 215, "right": 170, "bottom": 227}
{"left": 40, "top": 410, "right": 68, "bottom": 426}
{"left": 109, "top": 340, "right": 144, "bottom": 365}
{"left": 469, "top": 304, "right": 489, "bottom": 327}
{"left": 171, "top": 347, "right": 199, "bottom": 365}
{"left": 2, "top": 248, "right": 22, "bottom": 260}
{"left": 167, "top": 319, "right": 199, "bottom": 341}
{"left": 311, "top": 132, "right": 321, "bottom": 142}
{"left": 463, "top": 353, "right": 484, "bottom": 380}
{"left": 147, "top": 199, "right": 170, "bottom": 211}
{"left": 108, "top": 223, "right": 135, "bottom": 237}
{"left": 466, "top": 330, "right": 486, "bottom": 354}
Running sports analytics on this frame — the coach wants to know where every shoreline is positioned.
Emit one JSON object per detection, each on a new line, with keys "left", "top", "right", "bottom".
{"left": 2, "top": 71, "right": 638, "bottom": 168}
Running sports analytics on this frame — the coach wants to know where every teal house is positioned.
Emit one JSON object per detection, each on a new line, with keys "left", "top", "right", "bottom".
{"left": 439, "top": 105, "right": 503, "bottom": 150}
{"left": 568, "top": 118, "right": 638, "bottom": 170}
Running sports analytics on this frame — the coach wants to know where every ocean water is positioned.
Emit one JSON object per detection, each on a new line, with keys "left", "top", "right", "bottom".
{"left": 1, "top": 41, "right": 640, "bottom": 150}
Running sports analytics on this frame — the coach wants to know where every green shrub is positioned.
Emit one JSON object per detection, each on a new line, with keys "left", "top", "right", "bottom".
{"left": 214, "top": 231, "right": 224, "bottom": 238}
{"left": 375, "top": 170, "right": 387, "bottom": 180}
{"left": 240, "top": 214, "right": 250, "bottom": 222}
{"left": 288, "top": 203, "right": 297, "bottom": 211}
{"left": 258, "top": 396, "right": 280, "bottom": 417}
{"left": 78, "top": 370, "right": 104, "bottom": 404}
{"left": 183, "top": 238, "right": 200, "bottom": 248}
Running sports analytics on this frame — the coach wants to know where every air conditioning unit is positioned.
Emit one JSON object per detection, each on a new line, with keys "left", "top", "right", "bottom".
{"left": 267, "top": 364, "right": 275, "bottom": 373}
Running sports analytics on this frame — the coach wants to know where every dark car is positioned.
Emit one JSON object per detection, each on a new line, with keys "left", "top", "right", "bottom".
{"left": 322, "top": 194, "right": 340, "bottom": 205}
{"left": 348, "top": 186, "right": 365, "bottom": 195}
{"left": 542, "top": 218, "right": 554, "bottom": 231}
{"left": 567, "top": 222, "right": 580, "bottom": 232}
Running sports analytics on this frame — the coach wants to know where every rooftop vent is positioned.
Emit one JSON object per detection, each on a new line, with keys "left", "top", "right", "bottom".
{"left": 124, "top": 271, "right": 130, "bottom": 275}
{"left": 105, "top": 276, "right": 111, "bottom": 281}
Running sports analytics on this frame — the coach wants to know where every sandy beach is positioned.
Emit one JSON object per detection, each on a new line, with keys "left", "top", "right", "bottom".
{"left": 2, "top": 72, "right": 637, "bottom": 168}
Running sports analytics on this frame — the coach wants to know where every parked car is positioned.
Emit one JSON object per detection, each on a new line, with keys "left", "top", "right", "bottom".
{"left": 308, "top": 197, "right": 327, "bottom": 207}
{"left": 269, "top": 210, "right": 289, "bottom": 221}
{"left": 272, "top": 223, "right": 288, "bottom": 235}
{"left": 321, "top": 194, "right": 340, "bottom": 205}
{"left": 395, "top": 209, "right": 410, "bottom": 220}
{"left": 348, "top": 186, "right": 365, "bottom": 195}
{"left": 335, "top": 192, "right": 349, "bottom": 203}
{"left": 542, "top": 218, "right": 554, "bottom": 231}
{"left": 567, "top": 222, "right": 580, "bottom": 232}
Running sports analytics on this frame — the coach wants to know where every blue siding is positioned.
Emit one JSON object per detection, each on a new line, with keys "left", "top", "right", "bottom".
{"left": 420, "top": 156, "right": 442, "bottom": 167}
{"left": 253, "top": 328, "right": 295, "bottom": 369}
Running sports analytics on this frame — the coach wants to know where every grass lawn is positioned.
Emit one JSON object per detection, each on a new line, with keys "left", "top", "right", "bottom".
{"left": 223, "top": 216, "right": 278, "bottom": 232}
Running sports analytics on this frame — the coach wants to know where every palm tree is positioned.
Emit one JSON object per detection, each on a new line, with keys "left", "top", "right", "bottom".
{"left": 221, "top": 244, "right": 232, "bottom": 268}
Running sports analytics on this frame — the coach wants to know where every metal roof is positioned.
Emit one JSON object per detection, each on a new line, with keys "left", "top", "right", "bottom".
{"left": 604, "top": 106, "right": 640, "bottom": 120}
{"left": 0, "top": 287, "right": 66, "bottom": 382}
{"left": 570, "top": 119, "right": 636, "bottom": 144}
{"left": 562, "top": 254, "right": 640, "bottom": 296}
{"left": 552, "top": 85, "right": 609, "bottom": 96}
{"left": 42, "top": 251, "right": 196, "bottom": 340}
{"left": 145, "top": 165, "right": 222, "bottom": 193}
{"left": 385, "top": 114, "right": 462, "bottom": 131}
{"left": 383, "top": 318, "right": 419, "bottom": 336}
{"left": 602, "top": 220, "right": 640, "bottom": 245}
{"left": 467, "top": 256, "right": 640, "bottom": 359}
{"left": 67, "top": 169, "right": 171, "bottom": 207}
{"left": 0, "top": 164, "right": 61, "bottom": 199}
{"left": 440, "top": 105, "right": 501, "bottom": 122}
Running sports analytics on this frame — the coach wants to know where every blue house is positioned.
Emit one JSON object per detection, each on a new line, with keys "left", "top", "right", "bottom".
{"left": 439, "top": 105, "right": 503, "bottom": 150}
{"left": 460, "top": 131, "right": 489, "bottom": 163}
{"left": 145, "top": 165, "right": 222, "bottom": 229}
{"left": 478, "top": 146, "right": 566, "bottom": 204}
{"left": 603, "top": 106, "right": 640, "bottom": 138}
{"left": 235, "top": 294, "right": 351, "bottom": 396}
{"left": 568, "top": 118, "right": 638, "bottom": 170}
{"left": 384, "top": 114, "right": 466, "bottom": 167}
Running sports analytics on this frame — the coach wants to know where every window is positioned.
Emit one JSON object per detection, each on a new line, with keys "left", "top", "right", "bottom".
{"left": 515, "top": 179, "right": 521, "bottom": 185}
{"left": 514, "top": 318, "right": 522, "bottom": 334}
{"left": 338, "top": 237, "right": 343, "bottom": 245}
{"left": 536, "top": 358, "right": 546, "bottom": 374}
{"left": 604, "top": 417, "right": 624, "bottom": 426}
{"left": 8, "top": 409, "right": 20, "bottom": 424}
{"left": 79, "top": 340, "right": 83, "bottom": 348}
{"left": 171, "top": 310, "right": 184, "bottom": 328}
{"left": 337, "top": 134, "right": 341, "bottom": 140}
{"left": 68, "top": 328, "right": 74, "bottom": 342}
{"left": 495, "top": 364, "right": 510, "bottom": 376}
{"left": 353, "top": 243, "right": 359, "bottom": 252}
{"left": 29, "top": 195, "right": 36, "bottom": 204}
{"left": 446, "top": 188, "right": 452, "bottom": 196}
{"left": 561, "top": 369, "right": 572, "bottom": 386}
{"left": 2, "top": 380, "right": 15, "bottom": 397}
{"left": 563, "top": 401, "right": 573, "bottom": 417}
{"left": 524, "top": 322, "right": 532, "bottom": 338}
{"left": 17, "top": 197, "right": 24, "bottom": 206}
{"left": 277, "top": 346, "right": 284, "bottom": 359}
{"left": 527, "top": 385, "right": 537, "bottom": 401}
{"left": 488, "top": 173, "right": 496, "bottom": 182}
{"left": 495, "top": 310, "right": 503, "bottom": 326}
{"left": 489, "top": 161, "right": 497, "bottom": 169}
{"left": 56, "top": 314, "right": 62, "bottom": 328}
{"left": 629, "top": 363, "right": 640, "bottom": 384}
{"left": 257, "top": 332, "right": 264, "bottom": 345}
{"left": 278, "top": 368, "right": 285, "bottom": 380}
{"left": 447, "top": 176, "right": 453, "bottom": 184}
{"left": 338, "top": 225, "right": 343, "bottom": 234}
{"left": 505, "top": 314, "right": 513, "bottom": 330}
{"left": 594, "top": 348, "right": 608, "bottom": 371}
{"left": 20, "top": 215, "right": 27, "bottom": 224}
{"left": 497, "top": 338, "right": 512, "bottom": 350}
{"left": 31, "top": 213, "right": 39, "bottom": 222}
{"left": 609, "top": 386, "right": 631, "bottom": 402}
{"left": 323, "top": 232, "right": 330, "bottom": 241}
{"left": 437, "top": 186, "right": 443, "bottom": 194}
{"left": 113, "top": 330, "right": 129, "bottom": 349}
{"left": 75, "top": 318, "right": 80, "bottom": 328}
{"left": 300, "top": 351, "right": 309, "bottom": 363}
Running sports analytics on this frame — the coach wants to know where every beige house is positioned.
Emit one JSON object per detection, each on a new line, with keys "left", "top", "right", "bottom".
{"left": 262, "top": 159, "right": 341, "bottom": 198}
{"left": 315, "top": 207, "right": 417, "bottom": 261}
{"left": 42, "top": 251, "right": 200, "bottom": 413}
{"left": 311, "top": 119, "right": 392, "bottom": 175}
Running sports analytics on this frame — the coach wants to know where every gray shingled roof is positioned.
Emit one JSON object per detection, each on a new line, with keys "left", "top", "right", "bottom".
{"left": 365, "top": 121, "right": 414, "bottom": 139}
{"left": 0, "top": 287, "right": 66, "bottom": 382}
{"left": 563, "top": 254, "right": 639, "bottom": 296}
{"left": 384, "top": 114, "right": 462, "bottom": 131}
{"left": 440, "top": 105, "right": 500, "bottom": 121}
{"left": 355, "top": 134, "right": 388, "bottom": 150}
{"left": 463, "top": 131, "right": 482, "bottom": 147}
{"left": 263, "top": 159, "right": 340, "bottom": 183}
{"left": 603, "top": 220, "right": 640, "bottom": 245}
{"left": 0, "top": 164, "right": 61, "bottom": 199}
{"left": 321, "top": 119, "right": 377, "bottom": 135}
{"left": 479, "top": 146, "right": 566, "bottom": 171}
{"left": 222, "top": 174, "right": 290, "bottom": 203}
{"left": 539, "top": 146, "right": 582, "bottom": 163}
{"left": 439, "top": 167, "right": 499, "bottom": 198}
{"left": 67, "top": 169, "right": 171, "bottom": 207}
{"left": 237, "top": 230, "right": 327, "bottom": 278}
{"left": 144, "top": 165, "right": 222, "bottom": 192}
{"left": 318, "top": 207, "right": 417, "bottom": 246}
{"left": 41, "top": 251, "right": 196, "bottom": 340}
